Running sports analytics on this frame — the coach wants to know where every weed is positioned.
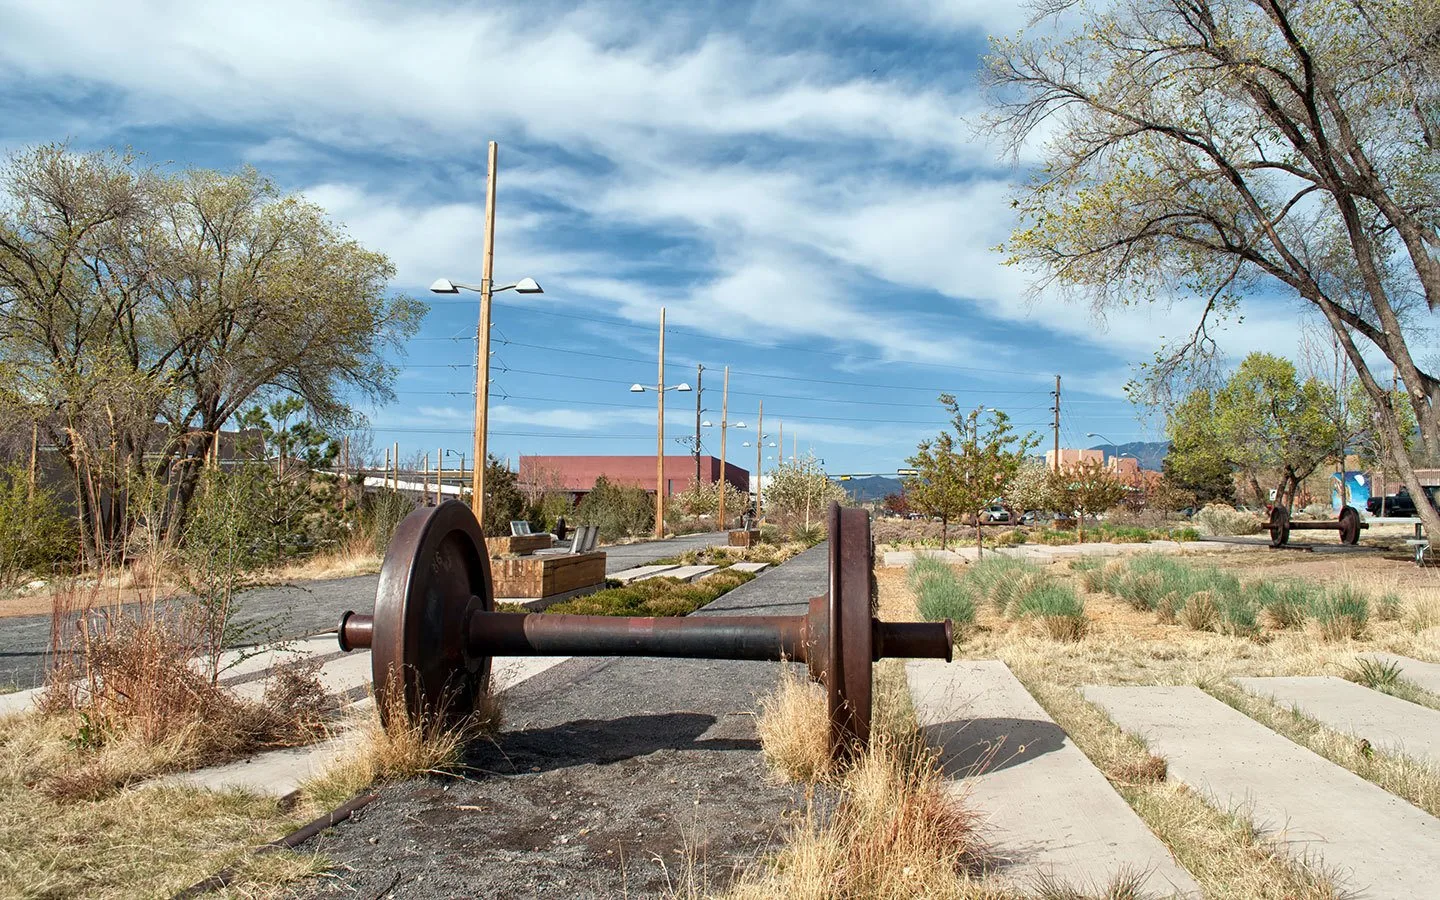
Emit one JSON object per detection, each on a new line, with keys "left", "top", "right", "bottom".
{"left": 1346, "top": 657, "right": 1402, "bottom": 690}
{"left": 754, "top": 664, "right": 831, "bottom": 783}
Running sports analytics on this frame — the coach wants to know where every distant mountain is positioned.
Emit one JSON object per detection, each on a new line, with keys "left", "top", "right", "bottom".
{"left": 833, "top": 475, "right": 903, "bottom": 503}
{"left": 1088, "top": 441, "right": 1170, "bottom": 471}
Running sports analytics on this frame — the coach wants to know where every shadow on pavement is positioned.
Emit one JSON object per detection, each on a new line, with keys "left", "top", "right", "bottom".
{"left": 459, "top": 712, "right": 759, "bottom": 777}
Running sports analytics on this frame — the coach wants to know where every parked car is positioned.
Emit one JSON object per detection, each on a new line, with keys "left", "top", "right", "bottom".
{"left": 981, "top": 505, "right": 1011, "bottom": 524}
{"left": 1367, "top": 487, "right": 1440, "bottom": 517}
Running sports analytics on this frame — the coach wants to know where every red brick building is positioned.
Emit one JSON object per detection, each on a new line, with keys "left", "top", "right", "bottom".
{"left": 519, "top": 455, "right": 750, "bottom": 502}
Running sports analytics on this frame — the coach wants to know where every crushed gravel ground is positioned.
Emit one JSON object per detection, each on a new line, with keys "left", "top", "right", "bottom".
{"left": 298, "top": 542, "right": 831, "bottom": 899}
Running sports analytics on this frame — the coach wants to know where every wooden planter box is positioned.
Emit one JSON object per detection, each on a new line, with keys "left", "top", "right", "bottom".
{"left": 728, "top": 529, "right": 762, "bottom": 547}
{"left": 490, "top": 551, "right": 606, "bottom": 601}
{"left": 486, "top": 534, "right": 554, "bottom": 556}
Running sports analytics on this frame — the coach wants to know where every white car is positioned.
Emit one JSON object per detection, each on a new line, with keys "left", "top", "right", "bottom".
{"left": 981, "top": 505, "right": 1011, "bottom": 524}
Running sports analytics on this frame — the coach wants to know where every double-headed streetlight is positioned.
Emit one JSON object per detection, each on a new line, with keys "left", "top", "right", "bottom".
{"left": 743, "top": 422, "right": 777, "bottom": 519}
{"left": 630, "top": 308, "right": 690, "bottom": 538}
{"left": 430, "top": 272, "right": 543, "bottom": 527}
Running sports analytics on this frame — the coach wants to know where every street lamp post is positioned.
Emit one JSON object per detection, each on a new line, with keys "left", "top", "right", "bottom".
{"left": 703, "top": 375, "right": 745, "bottom": 531}
{"left": 1086, "top": 432, "right": 1118, "bottom": 469}
{"left": 629, "top": 307, "right": 691, "bottom": 539}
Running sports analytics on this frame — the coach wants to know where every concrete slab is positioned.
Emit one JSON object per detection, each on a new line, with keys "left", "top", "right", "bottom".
{"left": 1084, "top": 685, "right": 1440, "bottom": 898}
{"left": 1235, "top": 675, "right": 1440, "bottom": 764}
{"left": 727, "top": 562, "right": 770, "bottom": 575}
{"left": 1360, "top": 653, "right": 1440, "bottom": 696}
{"left": 639, "top": 564, "right": 718, "bottom": 583}
{"left": 610, "top": 564, "right": 680, "bottom": 584}
{"left": 216, "top": 637, "right": 340, "bottom": 684}
{"left": 0, "top": 686, "right": 44, "bottom": 716}
{"left": 908, "top": 660, "right": 1200, "bottom": 897}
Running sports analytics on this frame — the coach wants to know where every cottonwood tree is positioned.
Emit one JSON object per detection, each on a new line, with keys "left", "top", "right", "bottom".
{"left": 990, "top": 0, "right": 1440, "bottom": 536}
{"left": 905, "top": 396, "right": 1038, "bottom": 552}
{"left": 763, "top": 455, "right": 848, "bottom": 529}
{"left": 1167, "top": 353, "right": 1337, "bottom": 506}
{"left": 0, "top": 144, "right": 423, "bottom": 561}
{"left": 1046, "top": 459, "right": 1128, "bottom": 540}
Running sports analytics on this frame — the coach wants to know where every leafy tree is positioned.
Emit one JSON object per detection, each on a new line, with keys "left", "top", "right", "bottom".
{"left": 238, "top": 397, "right": 340, "bottom": 473}
{"left": 763, "top": 454, "right": 848, "bottom": 528}
{"left": 1166, "top": 354, "right": 1337, "bottom": 507}
{"left": 991, "top": 0, "right": 1440, "bottom": 536}
{"left": 0, "top": 144, "right": 423, "bottom": 562}
{"left": 881, "top": 491, "right": 911, "bottom": 516}
{"left": 1005, "top": 458, "right": 1056, "bottom": 515}
{"left": 479, "top": 455, "right": 526, "bottom": 537}
{"left": 905, "top": 396, "right": 1038, "bottom": 551}
{"left": 0, "top": 464, "right": 74, "bottom": 588}
{"left": 1046, "top": 460, "right": 1127, "bottom": 541}
{"left": 672, "top": 478, "right": 747, "bottom": 527}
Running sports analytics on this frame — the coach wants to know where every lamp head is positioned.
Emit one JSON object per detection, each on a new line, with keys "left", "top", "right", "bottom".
{"left": 629, "top": 383, "right": 646, "bottom": 393}
{"left": 429, "top": 278, "right": 459, "bottom": 294}
{"left": 513, "top": 277, "right": 543, "bottom": 294}
{"left": 1085, "top": 432, "right": 1099, "bottom": 437}
{"left": 701, "top": 420, "right": 713, "bottom": 427}
{"left": 674, "top": 383, "right": 691, "bottom": 392}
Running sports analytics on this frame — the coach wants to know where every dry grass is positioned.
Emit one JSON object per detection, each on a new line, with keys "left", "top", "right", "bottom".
{"left": 262, "top": 539, "right": 383, "bottom": 584}
{"left": 730, "top": 662, "right": 989, "bottom": 899}
{"left": 0, "top": 708, "right": 328, "bottom": 897}
{"left": 755, "top": 663, "right": 832, "bottom": 783}
{"left": 302, "top": 682, "right": 503, "bottom": 810}
{"left": 876, "top": 550, "right": 1440, "bottom": 897}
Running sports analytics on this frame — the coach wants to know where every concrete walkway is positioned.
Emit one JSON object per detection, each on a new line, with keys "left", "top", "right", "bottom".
{"left": 1235, "top": 675, "right": 1440, "bottom": 764}
{"left": 1085, "top": 685, "right": 1440, "bottom": 898}
{"left": 909, "top": 660, "right": 1199, "bottom": 897}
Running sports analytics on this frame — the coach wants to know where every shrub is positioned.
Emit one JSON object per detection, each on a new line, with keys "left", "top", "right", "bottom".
{"left": 358, "top": 489, "right": 416, "bottom": 556}
{"left": 1195, "top": 504, "right": 1262, "bottom": 536}
{"left": 1312, "top": 585, "right": 1368, "bottom": 641}
{"left": 543, "top": 570, "right": 755, "bottom": 617}
{"left": 788, "top": 522, "right": 826, "bottom": 546}
{"left": 1179, "top": 590, "right": 1219, "bottom": 631}
{"left": 0, "top": 464, "right": 75, "bottom": 588}
{"left": 575, "top": 476, "right": 653, "bottom": 541}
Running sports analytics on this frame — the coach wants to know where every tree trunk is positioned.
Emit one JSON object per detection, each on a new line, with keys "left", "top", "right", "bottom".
{"left": 940, "top": 515, "right": 948, "bottom": 551}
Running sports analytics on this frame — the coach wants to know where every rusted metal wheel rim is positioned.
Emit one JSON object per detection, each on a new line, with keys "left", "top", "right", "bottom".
{"left": 1268, "top": 505, "right": 1290, "bottom": 548}
{"left": 372, "top": 500, "right": 493, "bottom": 728}
{"left": 1337, "top": 505, "right": 1357, "bottom": 544}
{"left": 827, "top": 502, "right": 874, "bottom": 759}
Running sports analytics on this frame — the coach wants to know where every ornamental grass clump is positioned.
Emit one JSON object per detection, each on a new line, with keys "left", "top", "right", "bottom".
{"left": 1253, "top": 579, "right": 1315, "bottom": 630}
{"left": 961, "top": 554, "right": 1037, "bottom": 608}
{"left": 1312, "top": 585, "right": 1369, "bottom": 641}
{"left": 1179, "top": 590, "right": 1219, "bottom": 632}
{"left": 910, "top": 561, "right": 979, "bottom": 624}
{"left": 1013, "top": 581, "right": 1087, "bottom": 641}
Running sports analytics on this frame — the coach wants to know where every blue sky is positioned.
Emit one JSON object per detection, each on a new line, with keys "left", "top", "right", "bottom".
{"left": 0, "top": 0, "right": 1314, "bottom": 475}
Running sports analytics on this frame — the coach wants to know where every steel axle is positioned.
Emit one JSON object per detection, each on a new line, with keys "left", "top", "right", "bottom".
{"left": 336, "top": 501, "right": 952, "bottom": 758}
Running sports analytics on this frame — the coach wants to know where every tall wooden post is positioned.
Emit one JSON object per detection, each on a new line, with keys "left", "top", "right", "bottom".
{"left": 694, "top": 363, "right": 703, "bottom": 486}
{"left": 655, "top": 307, "right": 667, "bottom": 539}
{"left": 719, "top": 366, "right": 729, "bottom": 531}
{"left": 473, "top": 141, "right": 499, "bottom": 529}
{"left": 436, "top": 446, "right": 444, "bottom": 502}
{"left": 392, "top": 441, "right": 400, "bottom": 492}
{"left": 384, "top": 447, "right": 391, "bottom": 491}
{"left": 1052, "top": 375, "right": 1062, "bottom": 470}
{"left": 755, "top": 400, "right": 764, "bottom": 520}
{"left": 422, "top": 452, "right": 430, "bottom": 504}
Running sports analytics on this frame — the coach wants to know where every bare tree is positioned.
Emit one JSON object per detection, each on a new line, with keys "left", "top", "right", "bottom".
{"left": 990, "top": 0, "right": 1440, "bottom": 535}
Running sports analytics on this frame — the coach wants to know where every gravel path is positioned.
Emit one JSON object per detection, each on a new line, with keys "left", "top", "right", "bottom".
{"left": 0, "top": 531, "right": 729, "bottom": 690}
{"left": 298, "top": 542, "right": 828, "bottom": 899}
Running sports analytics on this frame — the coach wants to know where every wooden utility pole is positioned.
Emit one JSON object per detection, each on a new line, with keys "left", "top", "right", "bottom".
{"left": 384, "top": 447, "right": 391, "bottom": 491}
{"left": 392, "top": 442, "right": 400, "bottom": 491}
{"left": 719, "top": 366, "right": 730, "bottom": 531}
{"left": 27, "top": 422, "right": 38, "bottom": 500}
{"left": 422, "top": 452, "right": 430, "bottom": 504}
{"left": 694, "top": 363, "right": 704, "bottom": 486}
{"left": 655, "top": 307, "right": 668, "bottom": 539}
{"left": 1052, "top": 375, "right": 1062, "bottom": 470}
{"left": 473, "top": 140, "right": 500, "bottom": 527}
{"left": 436, "top": 446, "right": 444, "bottom": 503}
{"left": 755, "top": 400, "right": 764, "bottom": 520}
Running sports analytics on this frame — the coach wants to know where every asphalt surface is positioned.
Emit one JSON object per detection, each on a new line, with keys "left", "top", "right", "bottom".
{"left": 299, "top": 542, "right": 830, "bottom": 899}
{"left": 0, "top": 531, "right": 729, "bottom": 690}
